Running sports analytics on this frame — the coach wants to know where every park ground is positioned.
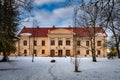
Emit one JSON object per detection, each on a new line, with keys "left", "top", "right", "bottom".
{"left": 0, "top": 56, "right": 120, "bottom": 80}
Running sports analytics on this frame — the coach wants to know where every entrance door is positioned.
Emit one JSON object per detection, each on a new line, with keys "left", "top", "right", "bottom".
{"left": 66, "top": 50, "right": 70, "bottom": 56}
{"left": 50, "top": 50, "right": 55, "bottom": 57}
{"left": 58, "top": 50, "right": 62, "bottom": 57}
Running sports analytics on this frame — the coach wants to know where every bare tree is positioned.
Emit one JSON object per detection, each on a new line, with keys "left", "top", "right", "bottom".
{"left": 77, "top": 1, "right": 103, "bottom": 62}
{"left": 73, "top": 7, "right": 80, "bottom": 72}
{"left": 66, "top": 0, "right": 86, "bottom": 72}
{"left": 67, "top": 0, "right": 120, "bottom": 58}
{"left": 100, "top": 0, "right": 120, "bottom": 58}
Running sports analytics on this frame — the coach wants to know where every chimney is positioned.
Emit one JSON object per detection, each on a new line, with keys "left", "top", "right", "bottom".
{"left": 53, "top": 25, "right": 55, "bottom": 28}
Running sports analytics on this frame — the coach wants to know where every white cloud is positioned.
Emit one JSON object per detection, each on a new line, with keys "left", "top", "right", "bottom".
{"left": 53, "top": 7, "right": 74, "bottom": 19}
{"left": 21, "top": 7, "right": 74, "bottom": 27}
{"left": 34, "top": 0, "right": 64, "bottom": 6}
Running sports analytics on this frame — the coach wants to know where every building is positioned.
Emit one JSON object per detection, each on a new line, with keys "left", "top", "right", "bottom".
{"left": 16, "top": 26, "right": 107, "bottom": 57}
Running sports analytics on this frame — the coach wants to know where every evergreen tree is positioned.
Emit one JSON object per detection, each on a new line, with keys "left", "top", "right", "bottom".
{"left": 0, "top": 0, "right": 19, "bottom": 61}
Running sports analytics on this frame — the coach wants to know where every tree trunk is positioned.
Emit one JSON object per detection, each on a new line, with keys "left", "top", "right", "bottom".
{"left": 92, "top": 49, "right": 97, "bottom": 62}
{"left": 74, "top": 57, "right": 79, "bottom": 72}
{"left": 118, "top": 50, "right": 120, "bottom": 58}
{"left": 116, "top": 44, "right": 120, "bottom": 58}
{"left": 1, "top": 52, "right": 9, "bottom": 62}
{"left": 92, "top": 55, "right": 96, "bottom": 62}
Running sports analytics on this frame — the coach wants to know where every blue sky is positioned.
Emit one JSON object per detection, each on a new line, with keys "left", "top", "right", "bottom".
{"left": 21, "top": 0, "right": 74, "bottom": 28}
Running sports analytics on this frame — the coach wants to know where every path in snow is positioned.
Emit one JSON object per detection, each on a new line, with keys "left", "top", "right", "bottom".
{"left": 0, "top": 56, "right": 120, "bottom": 80}
{"left": 48, "top": 63, "right": 57, "bottom": 80}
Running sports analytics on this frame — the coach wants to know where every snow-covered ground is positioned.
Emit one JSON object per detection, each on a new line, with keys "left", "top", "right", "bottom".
{"left": 0, "top": 56, "right": 120, "bottom": 80}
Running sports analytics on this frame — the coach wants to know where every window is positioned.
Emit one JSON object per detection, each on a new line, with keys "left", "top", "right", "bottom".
{"left": 50, "top": 39, "right": 55, "bottom": 45}
{"left": 77, "top": 41, "right": 80, "bottom": 46}
{"left": 33, "top": 49, "right": 37, "bottom": 56}
{"left": 66, "top": 40, "right": 70, "bottom": 45}
{"left": 97, "top": 50, "right": 101, "bottom": 55}
{"left": 24, "top": 50, "right": 27, "bottom": 54}
{"left": 51, "top": 50, "right": 55, "bottom": 54}
{"left": 58, "top": 39, "right": 62, "bottom": 46}
{"left": 86, "top": 41, "right": 89, "bottom": 46}
{"left": 77, "top": 50, "right": 80, "bottom": 55}
{"left": 33, "top": 40, "right": 37, "bottom": 46}
{"left": 33, "top": 49, "right": 36, "bottom": 54}
{"left": 58, "top": 50, "right": 62, "bottom": 57}
{"left": 24, "top": 49, "right": 27, "bottom": 56}
{"left": 42, "top": 40, "right": 45, "bottom": 46}
{"left": 42, "top": 50, "right": 45, "bottom": 54}
{"left": 66, "top": 50, "right": 70, "bottom": 56}
{"left": 86, "top": 50, "right": 89, "bottom": 55}
{"left": 50, "top": 50, "right": 55, "bottom": 57}
{"left": 23, "top": 40, "right": 27, "bottom": 46}
{"left": 97, "top": 41, "right": 101, "bottom": 46}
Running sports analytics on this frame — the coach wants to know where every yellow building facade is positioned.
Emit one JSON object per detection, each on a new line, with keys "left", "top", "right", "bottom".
{"left": 16, "top": 27, "right": 107, "bottom": 57}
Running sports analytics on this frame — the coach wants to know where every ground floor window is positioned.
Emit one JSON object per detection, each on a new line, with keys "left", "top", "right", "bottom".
{"left": 77, "top": 50, "right": 80, "bottom": 55}
{"left": 24, "top": 49, "right": 27, "bottom": 56}
{"left": 97, "top": 50, "right": 101, "bottom": 55}
{"left": 86, "top": 50, "right": 89, "bottom": 55}
{"left": 42, "top": 50, "right": 45, "bottom": 54}
{"left": 34, "top": 49, "right": 37, "bottom": 56}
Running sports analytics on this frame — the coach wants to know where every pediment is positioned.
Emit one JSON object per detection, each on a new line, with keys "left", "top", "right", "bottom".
{"left": 49, "top": 28, "right": 73, "bottom": 34}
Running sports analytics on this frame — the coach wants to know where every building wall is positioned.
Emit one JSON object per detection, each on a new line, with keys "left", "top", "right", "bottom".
{"left": 16, "top": 28, "right": 107, "bottom": 57}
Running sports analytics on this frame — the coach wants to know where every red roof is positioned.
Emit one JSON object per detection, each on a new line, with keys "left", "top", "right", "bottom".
{"left": 73, "top": 27, "right": 107, "bottom": 37}
{"left": 18, "top": 27, "right": 107, "bottom": 37}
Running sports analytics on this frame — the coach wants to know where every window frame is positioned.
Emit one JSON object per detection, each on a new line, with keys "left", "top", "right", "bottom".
{"left": 58, "top": 39, "right": 62, "bottom": 46}
{"left": 50, "top": 39, "right": 55, "bottom": 45}
{"left": 97, "top": 50, "right": 101, "bottom": 55}
{"left": 86, "top": 41, "right": 89, "bottom": 46}
{"left": 66, "top": 39, "right": 70, "bottom": 46}
{"left": 33, "top": 40, "right": 37, "bottom": 46}
{"left": 42, "top": 40, "right": 45, "bottom": 46}
{"left": 42, "top": 50, "right": 45, "bottom": 54}
{"left": 97, "top": 41, "right": 101, "bottom": 46}
{"left": 77, "top": 40, "right": 81, "bottom": 46}
{"left": 24, "top": 49, "right": 27, "bottom": 54}
{"left": 23, "top": 40, "right": 27, "bottom": 46}
{"left": 86, "top": 50, "right": 89, "bottom": 55}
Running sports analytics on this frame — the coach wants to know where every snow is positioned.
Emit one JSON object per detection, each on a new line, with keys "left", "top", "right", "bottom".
{"left": 0, "top": 56, "right": 120, "bottom": 80}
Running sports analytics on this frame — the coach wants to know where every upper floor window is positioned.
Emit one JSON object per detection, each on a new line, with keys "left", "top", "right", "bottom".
{"left": 33, "top": 40, "right": 37, "bottom": 46}
{"left": 58, "top": 38, "right": 62, "bottom": 46}
{"left": 42, "top": 40, "right": 45, "bottom": 46}
{"left": 66, "top": 39, "right": 70, "bottom": 45}
{"left": 50, "top": 38, "right": 55, "bottom": 45}
{"left": 97, "top": 41, "right": 101, "bottom": 46}
{"left": 23, "top": 40, "right": 27, "bottom": 46}
{"left": 86, "top": 41, "right": 89, "bottom": 46}
{"left": 77, "top": 41, "right": 80, "bottom": 46}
